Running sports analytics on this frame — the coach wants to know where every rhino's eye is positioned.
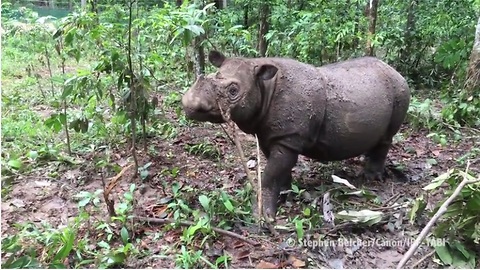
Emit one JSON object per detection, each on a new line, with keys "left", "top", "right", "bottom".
{"left": 228, "top": 85, "right": 239, "bottom": 98}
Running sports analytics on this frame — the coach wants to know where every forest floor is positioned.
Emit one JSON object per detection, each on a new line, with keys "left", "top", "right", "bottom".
{"left": 2, "top": 87, "right": 480, "bottom": 268}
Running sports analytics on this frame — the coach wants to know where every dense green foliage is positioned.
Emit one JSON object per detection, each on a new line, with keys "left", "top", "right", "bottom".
{"left": 1, "top": 0, "right": 479, "bottom": 268}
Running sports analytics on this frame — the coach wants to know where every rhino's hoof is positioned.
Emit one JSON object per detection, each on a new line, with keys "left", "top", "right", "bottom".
{"left": 262, "top": 207, "right": 277, "bottom": 222}
{"left": 251, "top": 198, "right": 278, "bottom": 222}
{"left": 360, "top": 169, "right": 386, "bottom": 183}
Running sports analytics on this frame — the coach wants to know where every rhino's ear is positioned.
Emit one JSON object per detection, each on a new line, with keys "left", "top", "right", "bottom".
{"left": 255, "top": 64, "right": 278, "bottom": 81}
{"left": 208, "top": 51, "right": 226, "bottom": 67}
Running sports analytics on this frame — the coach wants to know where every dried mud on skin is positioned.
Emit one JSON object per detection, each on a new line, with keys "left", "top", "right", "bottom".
{"left": 1, "top": 120, "right": 479, "bottom": 268}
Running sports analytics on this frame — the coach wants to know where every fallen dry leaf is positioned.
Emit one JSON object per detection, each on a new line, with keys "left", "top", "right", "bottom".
{"left": 415, "top": 148, "right": 426, "bottom": 156}
{"left": 186, "top": 170, "right": 196, "bottom": 177}
{"left": 64, "top": 169, "right": 80, "bottom": 180}
{"left": 288, "top": 255, "right": 306, "bottom": 268}
{"left": 140, "top": 240, "right": 148, "bottom": 249}
{"left": 35, "top": 180, "right": 51, "bottom": 187}
{"left": 232, "top": 240, "right": 245, "bottom": 249}
{"left": 236, "top": 250, "right": 250, "bottom": 260}
{"left": 151, "top": 205, "right": 168, "bottom": 217}
{"left": 332, "top": 175, "right": 357, "bottom": 189}
{"left": 11, "top": 199, "right": 25, "bottom": 208}
{"left": 256, "top": 260, "right": 278, "bottom": 269}
{"left": 164, "top": 230, "right": 181, "bottom": 244}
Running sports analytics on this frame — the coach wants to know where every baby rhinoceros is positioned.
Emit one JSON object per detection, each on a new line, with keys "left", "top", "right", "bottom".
{"left": 182, "top": 51, "right": 410, "bottom": 220}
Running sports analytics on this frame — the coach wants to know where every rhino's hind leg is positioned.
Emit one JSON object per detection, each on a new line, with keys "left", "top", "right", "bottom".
{"left": 363, "top": 137, "right": 392, "bottom": 181}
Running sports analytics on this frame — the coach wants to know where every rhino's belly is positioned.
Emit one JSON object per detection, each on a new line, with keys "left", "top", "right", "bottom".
{"left": 301, "top": 106, "right": 392, "bottom": 161}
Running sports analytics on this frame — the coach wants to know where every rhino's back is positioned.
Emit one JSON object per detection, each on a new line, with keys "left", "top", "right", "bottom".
{"left": 318, "top": 57, "right": 408, "bottom": 93}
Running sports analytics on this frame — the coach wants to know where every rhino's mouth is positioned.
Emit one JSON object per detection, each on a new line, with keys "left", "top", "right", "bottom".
{"left": 183, "top": 106, "right": 225, "bottom": 123}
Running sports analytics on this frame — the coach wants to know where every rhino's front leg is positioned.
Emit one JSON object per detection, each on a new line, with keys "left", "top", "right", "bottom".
{"left": 261, "top": 145, "right": 298, "bottom": 220}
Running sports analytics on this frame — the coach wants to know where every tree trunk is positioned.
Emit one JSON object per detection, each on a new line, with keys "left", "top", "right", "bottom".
{"left": 90, "top": 0, "right": 98, "bottom": 14}
{"left": 258, "top": 2, "right": 270, "bottom": 57}
{"left": 193, "top": 1, "right": 205, "bottom": 79}
{"left": 194, "top": 36, "right": 205, "bottom": 79}
{"left": 465, "top": 16, "right": 480, "bottom": 93}
{"left": 213, "top": 0, "right": 223, "bottom": 9}
{"left": 348, "top": 0, "right": 362, "bottom": 51}
{"left": 400, "top": 0, "right": 418, "bottom": 65}
{"left": 365, "top": 0, "right": 379, "bottom": 56}
{"left": 243, "top": 4, "right": 249, "bottom": 29}
{"left": 298, "top": 0, "right": 305, "bottom": 10}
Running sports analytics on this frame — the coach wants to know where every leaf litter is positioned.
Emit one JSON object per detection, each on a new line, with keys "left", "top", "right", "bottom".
{"left": 2, "top": 121, "right": 479, "bottom": 268}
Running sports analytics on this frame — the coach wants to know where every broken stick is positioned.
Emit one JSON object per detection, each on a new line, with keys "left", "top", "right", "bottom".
{"left": 396, "top": 163, "right": 480, "bottom": 269}
{"left": 137, "top": 216, "right": 260, "bottom": 246}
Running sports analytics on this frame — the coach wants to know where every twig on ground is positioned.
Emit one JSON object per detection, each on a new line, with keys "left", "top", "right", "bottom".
{"left": 322, "top": 222, "right": 355, "bottom": 235}
{"left": 443, "top": 121, "right": 480, "bottom": 134}
{"left": 219, "top": 123, "right": 235, "bottom": 145}
{"left": 396, "top": 163, "right": 480, "bottom": 269}
{"left": 370, "top": 203, "right": 407, "bottom": 212}
{"left": 382, "top": 193, "right": 401, "bottom": 207}
{"left": 136, "top": 216, "right": 260, "bottom": 246}
{"left": 103, "top": 163, "right": 134, "bottom": 217}
{"left": 410, "top": 250, "right": 435, "bottom": 269}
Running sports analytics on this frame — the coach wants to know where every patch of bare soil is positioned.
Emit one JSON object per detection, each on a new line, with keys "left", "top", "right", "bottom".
{"left": 1, "top": 118, "right": 479, "bottom": 268}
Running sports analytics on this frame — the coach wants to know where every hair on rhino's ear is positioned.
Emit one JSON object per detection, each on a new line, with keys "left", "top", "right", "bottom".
{"left": 255, "top": 64, "right": 278, "bottom": 80}
{"left": 208, "top": 51, "right": 226, "bottom": 67}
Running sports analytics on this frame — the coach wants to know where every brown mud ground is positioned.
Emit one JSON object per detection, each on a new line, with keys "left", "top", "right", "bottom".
{"left": 2, "top": 107, "right": 480, "bottom": 269}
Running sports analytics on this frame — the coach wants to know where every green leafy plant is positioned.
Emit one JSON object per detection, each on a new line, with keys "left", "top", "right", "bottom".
{"left": 175, "top": 245, "right": 214, "bottom": 268}
{"left": 1, "top": 218, "right": 83, "bottom": 268}
{"left": 185, "top": 141, "right": 221, "bottom": 160}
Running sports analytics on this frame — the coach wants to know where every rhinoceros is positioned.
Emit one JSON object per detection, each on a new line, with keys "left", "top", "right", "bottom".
{"left": 182, "top": 51, "right": 410, "bottom": 220}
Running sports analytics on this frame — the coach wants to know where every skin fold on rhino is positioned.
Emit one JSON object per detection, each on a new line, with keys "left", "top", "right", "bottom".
{"left": 182, "top": 50, "right": 411, "bottom": 220}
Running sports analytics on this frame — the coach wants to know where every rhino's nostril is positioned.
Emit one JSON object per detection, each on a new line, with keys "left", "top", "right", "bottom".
{"left": 196, "top": 99, "right": 212, "bottom": 112}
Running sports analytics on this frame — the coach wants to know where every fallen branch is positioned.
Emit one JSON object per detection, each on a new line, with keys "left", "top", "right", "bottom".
{"left": 226, "top": 122, "right": 275, "bottom": 233}
{"left": 219, "top": 123, "right": 235, "bottom": 145}
{"left": 229, "top": 121, "right": 256, "bottom": 189}
{"left": 255, "top": 134, "right": 262, "bottom": 217}
{"left": 136, "top": 216, "right": 260, "bottom": 246}
{"left": 218, "top": 104, "right": 264, "bottom": 219}
{"left": 218, "top": 103, "right": 256, "bottom": 189}
{"left": 396, "top": 164, "right": 480, "bottom": 269}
